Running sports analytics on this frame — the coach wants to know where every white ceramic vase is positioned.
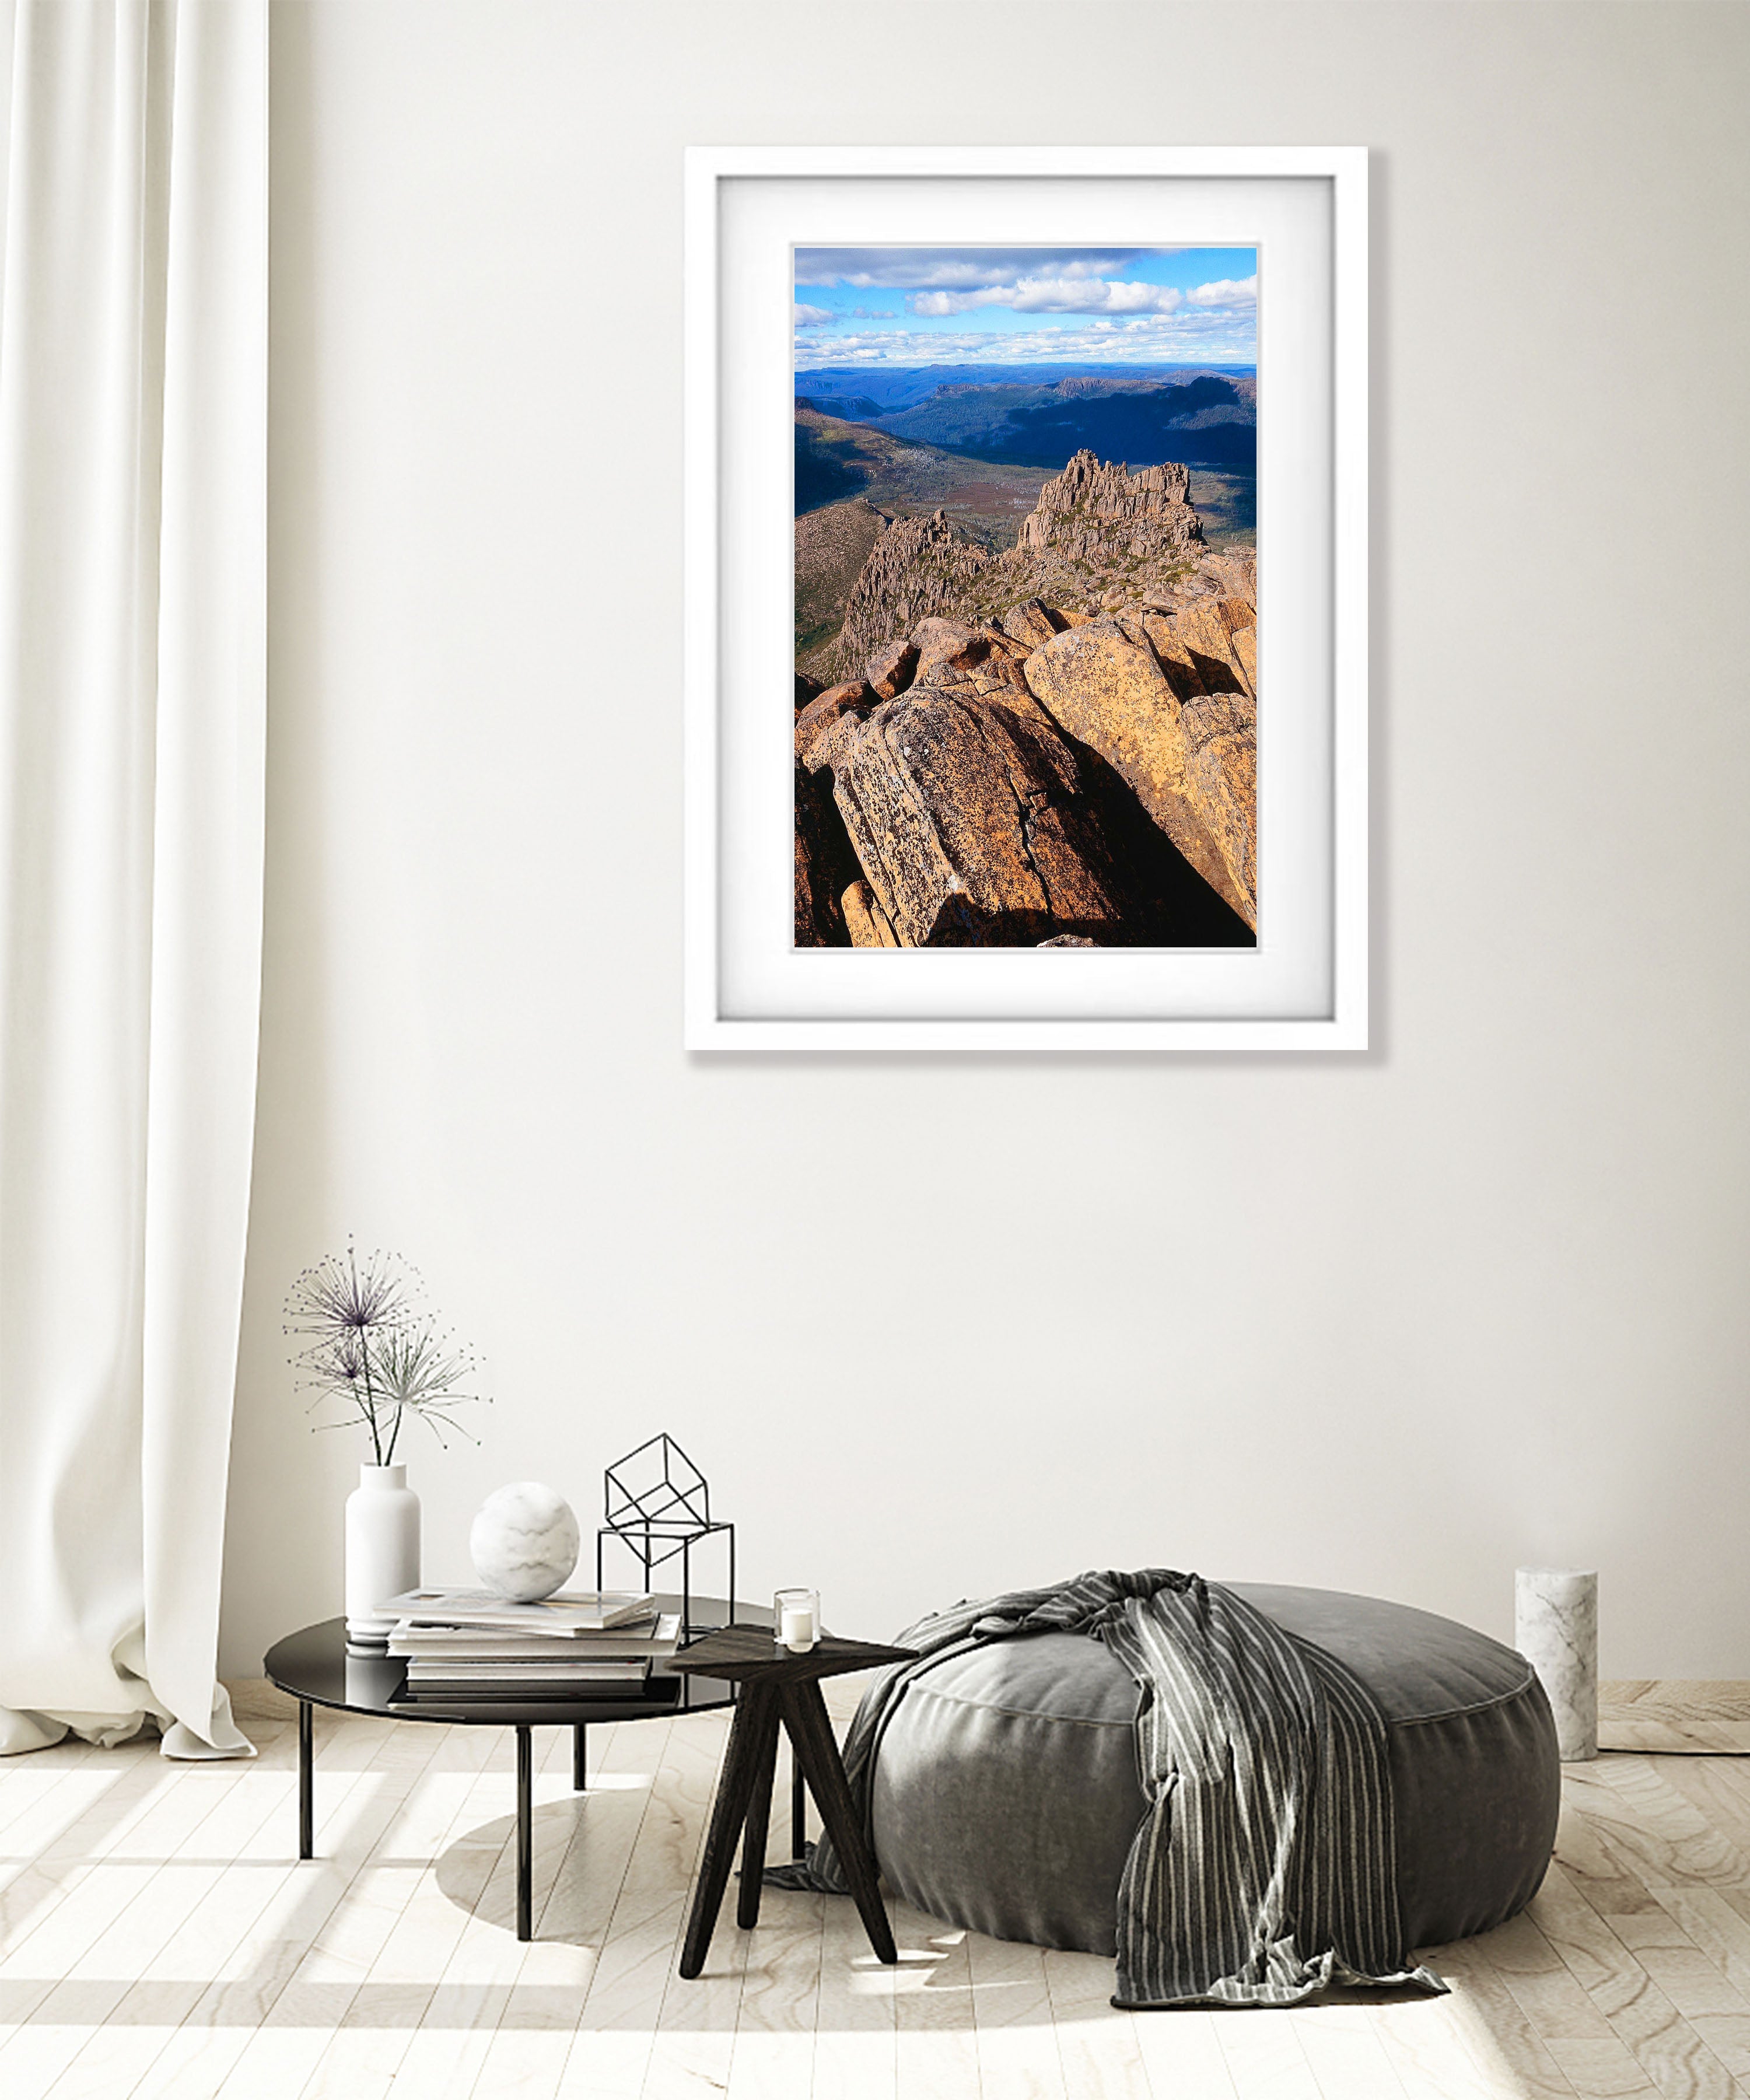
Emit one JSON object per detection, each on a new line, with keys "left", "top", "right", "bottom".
{"left": 345, "top": 1462, "right": 421, "bottom": 1646}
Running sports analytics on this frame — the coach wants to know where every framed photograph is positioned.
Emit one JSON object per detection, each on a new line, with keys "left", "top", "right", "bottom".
{"left": 684, "top": 147, "right": 1367, "bottom": 1051}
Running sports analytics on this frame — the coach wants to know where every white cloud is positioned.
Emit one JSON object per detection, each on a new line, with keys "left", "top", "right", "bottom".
{"left": 1052, "top": 257, "right": 1135, "bottom": 282}
{"left": 909, "top": 277, "right": 1186, "bottom": 318}
{"left": 796, "top": 247, "right": 1143, "bottom": 290}
{"left": 793, "top": 302, "right": 832, "bottom": 328}
{"left": 794, "top": 306, "right": 1258, "bottom": 370}
{"left": 1186, "top": 275, "right": 1258, "bottom": 308}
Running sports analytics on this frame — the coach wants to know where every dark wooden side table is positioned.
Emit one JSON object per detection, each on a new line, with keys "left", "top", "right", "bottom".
{"left": 671, "top": 1625, "right": 916, "bottom": 1980}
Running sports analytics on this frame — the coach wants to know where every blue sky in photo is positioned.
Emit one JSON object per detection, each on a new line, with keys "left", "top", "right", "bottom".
{"left": 794, "top": 246, "right": 1258, "bottom": 368}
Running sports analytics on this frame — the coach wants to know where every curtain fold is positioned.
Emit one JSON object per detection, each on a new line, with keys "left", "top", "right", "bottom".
{"left": 0, "top": 0, "right": 267, "bottom": 1759}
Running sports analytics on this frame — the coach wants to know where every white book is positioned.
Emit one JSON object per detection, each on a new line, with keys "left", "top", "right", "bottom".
{"left": 388, "top": 1614, "right": 681, "bottom": 1660}
{"left": 377, "top": 1586, "right": 656, "bottom": 1633}
{"left": 404, "top": 1657, "right": 650, "bottom": 1682}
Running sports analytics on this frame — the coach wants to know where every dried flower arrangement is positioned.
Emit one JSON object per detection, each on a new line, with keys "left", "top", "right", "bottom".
{"left": 284, "top": 1244, "right": 488, "bottom": 1462}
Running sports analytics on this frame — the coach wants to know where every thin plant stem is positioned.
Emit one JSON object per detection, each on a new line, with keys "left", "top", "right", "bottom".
{"left": 362, "top": 1350, "right": 383, "bottom": 1465}
{"left": 355, "top": 1247, "right": 384, "bottom": 1464}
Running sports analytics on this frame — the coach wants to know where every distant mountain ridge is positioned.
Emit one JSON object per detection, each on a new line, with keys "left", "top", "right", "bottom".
{"left": 796, "top": 360, "right": 1255, "bottom": 412}
{"left": 797, "top": 367, "right": 1255, "bottom": 484}
{"left": 868, "top": 373, "right": 1255, "bottom": 473}
{"left": 794, "top": 392, "right": 887, "bottom": 421}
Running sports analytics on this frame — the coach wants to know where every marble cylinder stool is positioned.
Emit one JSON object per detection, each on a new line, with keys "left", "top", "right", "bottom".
{"left": 1516, "top": 1567, "right": 1598, "bottom": 1762}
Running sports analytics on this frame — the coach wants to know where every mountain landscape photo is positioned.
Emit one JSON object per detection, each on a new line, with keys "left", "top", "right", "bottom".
{"left": 792, "top": 245, "right": 1260, "bottom": 950}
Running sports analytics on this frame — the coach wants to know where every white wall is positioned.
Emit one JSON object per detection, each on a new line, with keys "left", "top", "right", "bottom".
{"left": 220, "top": 0, "right": 1750, "bottom": 1681}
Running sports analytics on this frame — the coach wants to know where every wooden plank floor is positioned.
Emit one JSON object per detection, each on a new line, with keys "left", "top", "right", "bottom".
{"left": 4, "top": 1680, "right": 1750, "bottom": 2098}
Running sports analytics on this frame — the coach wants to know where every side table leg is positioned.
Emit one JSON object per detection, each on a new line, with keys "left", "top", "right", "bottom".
{"left": 679, "top": 1684, "right": 774, "bottom": 1979}
{"left": 736, "top": 1695, "right": 782, "bottom": 1930}
{"left": 790, "top": 1753, "right": 806, "bottom": 1861}
{"left": 573, "top": 1723, "right": 587, "bottom": 1793}
{"left": 516, "top": 1726, "right": 534, "bottom": 1942}
{"left": 782, "top": 1684, "right": 897, "bottom": 1965}
{"left": 298, "top": 1701, "right": 313, "bottom": 1860}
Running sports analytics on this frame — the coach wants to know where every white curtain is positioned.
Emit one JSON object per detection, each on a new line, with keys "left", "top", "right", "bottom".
{"left": 0, "top": 0, "right": 266, "bottom": 1758}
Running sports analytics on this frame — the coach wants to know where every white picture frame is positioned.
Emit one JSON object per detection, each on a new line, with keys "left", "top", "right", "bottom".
{"left": 684, "top": 146, "right": 1368, "bottom": 1052}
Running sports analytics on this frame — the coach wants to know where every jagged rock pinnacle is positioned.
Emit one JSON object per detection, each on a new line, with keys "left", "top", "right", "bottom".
{"left": 1017, "top": 450, "right": 1204, "bottom": 561}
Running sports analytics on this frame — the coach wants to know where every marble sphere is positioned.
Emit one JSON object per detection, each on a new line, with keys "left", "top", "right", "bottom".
{"left": 469, "top": 1482, "right": 580, "bottom": 1603}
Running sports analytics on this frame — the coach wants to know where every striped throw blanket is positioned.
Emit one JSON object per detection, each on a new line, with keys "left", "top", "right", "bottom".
{"left": 771, "top": 1569, "right": 1447, "bottom": 2009}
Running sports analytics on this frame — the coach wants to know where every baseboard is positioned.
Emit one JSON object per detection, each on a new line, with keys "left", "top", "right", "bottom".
{"left": 1599, "top": 1680, "right": 1750, "bottom": 1753}
{"left": 224, "top": 1676, "right": 300, "bottom": 1724}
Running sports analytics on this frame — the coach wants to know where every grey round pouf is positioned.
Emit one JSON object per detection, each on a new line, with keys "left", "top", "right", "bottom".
{"left": 868, "top": 1583, "right": 1560, "bottom": 1958}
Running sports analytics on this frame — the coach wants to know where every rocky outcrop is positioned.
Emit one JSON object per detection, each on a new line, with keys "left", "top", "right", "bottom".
{"left": 1016, "top": 451, "right": 1203, "bottom": 563}
{"left": 1141, "top": 596, "right": 1256, "bottom": 704}
{"left": 1198, "top": 548, "right": 1257, "bottom": 608}
{"left": 1022, "top": 620, "right": 1256, "bottom": 928}
{"left": 825, "top": 682, "right": 1141, "bottom": 947}
{"left": 793, "top": 762, "right": 862, "bottom": 947}
{"left": 999, "top": 598, "right": 1065, "bottom": 648}
{"left": 864, "top": 636, "right": 919, "bottom": 699}
{"left": 821, "top": 453, "right": 1225, "bottom": 668}
{"left": 842, "top": 879, "right": 899, "bottom": 948}
{"left": 963, "top": 451, "right": 1209, "bottom": 617}
{"left": 795, "top": 449, "right": 1260, "bottom": 948}
{"left": 908, "top": 617, "right": 1031, "bottom": 696}
{"left": 1181, "top": 694, "right": 1258, "bottom": 913}
{"left": 827, "top": 510, "right": 991, "bottom": 680}
{"left": 795, "top": 681, "right": 876, "bottom": 771}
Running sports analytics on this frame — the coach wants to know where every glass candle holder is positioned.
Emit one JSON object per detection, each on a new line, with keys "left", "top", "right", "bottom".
{"left": 774, "top": 1587, "right": 820, "bottom": 1653}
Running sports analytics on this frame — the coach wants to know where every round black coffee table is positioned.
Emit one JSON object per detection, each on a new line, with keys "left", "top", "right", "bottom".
{"left": 265, "top": 1594, "right": 783, "bottom": 1940}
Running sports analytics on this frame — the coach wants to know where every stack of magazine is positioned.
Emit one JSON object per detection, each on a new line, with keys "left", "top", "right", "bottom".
{"left": 379, "top": 1588, "right": 681, "bottom": 1707}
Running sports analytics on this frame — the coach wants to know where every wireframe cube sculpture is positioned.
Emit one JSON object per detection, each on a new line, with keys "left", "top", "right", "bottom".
{"left": 597, "top": 1433, "right": 734, "bottom": 1639}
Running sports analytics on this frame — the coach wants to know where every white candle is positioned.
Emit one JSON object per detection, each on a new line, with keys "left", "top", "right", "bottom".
{"left": 780, "top": 1602, "right": 817, "bottom": 1651}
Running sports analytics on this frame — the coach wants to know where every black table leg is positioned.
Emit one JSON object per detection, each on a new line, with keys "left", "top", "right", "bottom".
{"left": 298, "top": 1701, "right": 313, "bottom": 1860}
{"left": 791, "top": 1754, "right": 806, "bottom": 1861}
{"left": 573, "top": 1723, "right": 587, "bottom": 1793}
{"left": 781, "top": 1683, "right": 897, "bottom": 1964}
{"left": 680, "top": 1683, "right": 775, "bottom": 1979}
{"left": 516, "top": 1726, "right": 533, "bottom": 1942}
{"left": 736, "top": 1695, "right": 782, "bottom": 1930}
